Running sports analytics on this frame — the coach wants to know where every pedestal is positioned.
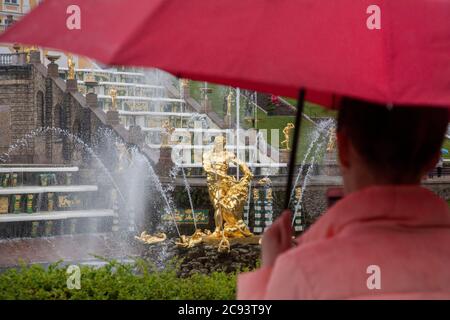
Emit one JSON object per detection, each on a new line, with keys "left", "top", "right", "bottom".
{"left": 322, "top": 152, "right": 339, "bottom": 176}
{"left": 106, "top": 110, "right": 120, "bottom": 126}
{"left": 202, "top": 99, "right": 212, "bottom": 113}
{"left": 129, "top": 125, "right": 145, "bottom": 147}
{"left": 156, "top": 146, "right": 174, "bottom": 176}
{"left": 224, "top": 114, "right": 231, "bottom": 128}
{"left": 182, "top": 84, "right": 190, "bottom": 99}
{"left": 279, "top": 149, "right": 290, "bottom": 163}
{"left": 66, "top": 79, "right": 78, "bottom": 92}
{"left": 47, "top": 63, "right": 59, "bottom": 78}
{"left": 29, "top": 50, "right": 41, "bottom": 64}
{"left": 85, "top": 93, "right": 98, "bottom": 108}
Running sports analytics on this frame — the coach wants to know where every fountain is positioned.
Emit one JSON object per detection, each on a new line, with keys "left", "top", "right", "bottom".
{"left": 0, "top": 53, "right": 344, "bottom": 276}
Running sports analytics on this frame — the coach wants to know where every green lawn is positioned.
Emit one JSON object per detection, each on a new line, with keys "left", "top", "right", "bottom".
{"left": 283, "top": 97, "right": 337, "bottom": 118}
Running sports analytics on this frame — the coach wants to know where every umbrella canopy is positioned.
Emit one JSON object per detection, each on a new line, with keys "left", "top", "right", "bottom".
{"left": 1, "top": 0, "right": 449, "bottom": 210}
{"left": 1, "top": 0, "right": 450, "bottom": 108}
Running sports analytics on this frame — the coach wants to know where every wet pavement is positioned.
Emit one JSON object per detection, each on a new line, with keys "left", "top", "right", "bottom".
{"left": 0, "top": 233, "right": 139, "bottom": 268}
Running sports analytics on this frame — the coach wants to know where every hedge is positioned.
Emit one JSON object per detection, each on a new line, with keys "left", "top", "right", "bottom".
{"left": 0, "top": 259, "right": 238, "bottom": 300}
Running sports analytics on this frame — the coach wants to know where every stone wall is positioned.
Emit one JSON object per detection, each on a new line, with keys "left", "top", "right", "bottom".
{"left": 139, "top": 239, "right": 260, "bottom": 277}
{"left": 0, "top": 65, "right": 34, "bottom": 161}
{"left": 0, "top": 60, "right": 122, "bottom": 167}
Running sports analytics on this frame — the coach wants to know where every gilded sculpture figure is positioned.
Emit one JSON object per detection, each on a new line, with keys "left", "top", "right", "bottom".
{"left": 281, "top": 123, "right": 295, "bottom": 150}
{"left": 161, "top": 120, "right": 175, "bottom": 146}
{"left": 203, "top": 136, "right": 253, "bottom": 249}
{"left": 67, "top": 54, "right": 75, "bottom": 80}
{"left": 109, "top": 88, "right": 118, "bottom": 111}
{"left": 176, "top": 136, "right": 255, "bottom": 252}
{"left": 327, "top": 127, "right": 337, "bottom": 153}
{"left": 180, "top": 78, "right": 189, "bottom": 88}
{"left": 226, "top": 90, "right": 234, "bottom": 116}
{"left": 295, "top": 187, "right": 302, "bottom": 200}
{"left": 135, "top": 231, "right": 167, "bottom": 245}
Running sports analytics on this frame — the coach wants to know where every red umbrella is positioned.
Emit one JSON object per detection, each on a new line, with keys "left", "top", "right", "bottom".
{"left": 1, "top": 0, "right": 449, "bottom": 207}
{"left": 1, "top": 0, "right": 449, "bottom": 106}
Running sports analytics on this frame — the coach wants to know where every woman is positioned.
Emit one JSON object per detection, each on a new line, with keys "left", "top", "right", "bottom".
{"left": 238, "top": 98, "right": 450, "bottom": 299}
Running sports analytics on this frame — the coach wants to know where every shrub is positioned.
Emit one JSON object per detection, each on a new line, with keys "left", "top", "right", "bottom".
{"left": 0, "top": 259, "right": 237, "bottom": 300}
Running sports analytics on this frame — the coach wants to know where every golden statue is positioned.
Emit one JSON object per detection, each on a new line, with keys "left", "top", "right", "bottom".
{"left": 203, "top": 136, "right": 253, "bottom": 250}
{"left": 327, "top": 127, "right": 337, "bottom": 153}
{"left": 258, "top": 177, "right": 272, "bottom": 186}
{"left": 23, "top": 47, "right": 31, "bottom": 63}
{"left": 67, "top": 54, "right": 75, "bottom": 80}
{"left": 267, "top": 188, "right": 273, "bottom": 201}
{"left": 252, "top": 188, "right": 260, "bottom": 201}
{"left": 226, "top": 90, "right": 234, "bottom": 116}
{"left": 109, "top": 88, "right": 118, "bottom": 111}
{"left": 281, "top": 123, "right": 295, "bottom": 150}
{"left": 180, "top": 78, "right": 189, "bottom": 88}
{"left": 176, "top": 229, "right": 211, "bottom": 248}
{"left": 161, "top": 120, "right": 175, "bottom": 146}
{"left": 295, "top": 187, "right": 302, "bottom": 200}
{"left": 135, "top": 231, "right": 167, "bottom": 245}
{"left": 175, "top": 136, "right": 259, "bottom": 252}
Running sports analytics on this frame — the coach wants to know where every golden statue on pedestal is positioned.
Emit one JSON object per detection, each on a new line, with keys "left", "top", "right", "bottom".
{"left": 161, "top": 120, "right": 175, "bottom": 146}
{"left": 281, "top": 123, "right": 295, "bottom": 150}
{"left": 67, "top": 54, "right": 75, "bottom": 80}
{"left": 203, "top": 136, "right": 253, "bottom": 251}
{"left": 109, "top": 88, "right": 118, "bottom": 111}
{"left": 176, "top": 136, "right": 256, "bottom": 252}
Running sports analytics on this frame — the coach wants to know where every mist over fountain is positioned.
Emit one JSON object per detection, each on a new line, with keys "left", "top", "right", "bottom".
{"left": 0, "top": 51, "right": 346, "bottom": 274}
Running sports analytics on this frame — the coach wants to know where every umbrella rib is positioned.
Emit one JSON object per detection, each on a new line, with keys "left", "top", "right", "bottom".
{"left": 284, "top": 89, "right": 305, "bottom": 211}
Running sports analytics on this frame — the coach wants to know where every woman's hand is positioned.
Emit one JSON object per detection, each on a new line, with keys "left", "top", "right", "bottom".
{"left": 261, "top": 210, "right": 294, "bottom": 267}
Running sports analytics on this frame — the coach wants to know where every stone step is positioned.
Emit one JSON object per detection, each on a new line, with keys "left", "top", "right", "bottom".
{"left": 0, "top": 166, "right": 79, "bottom": 173}
{"left": 0, "top": 209, "right": 114, "bottom": 223}
{"left": 0, "top": 185, "right": 98, "bottom": 195}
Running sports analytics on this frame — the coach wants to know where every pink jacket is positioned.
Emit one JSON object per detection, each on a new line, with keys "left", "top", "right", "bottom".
{"left": 237, "top": 186, "right": 450, "bottom": 299}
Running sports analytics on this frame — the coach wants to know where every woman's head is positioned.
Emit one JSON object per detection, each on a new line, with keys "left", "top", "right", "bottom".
{"left": 337, "top": 97, "right": 448, "bottom": 192}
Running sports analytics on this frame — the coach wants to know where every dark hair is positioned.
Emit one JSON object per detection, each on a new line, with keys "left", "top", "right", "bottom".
{"left": 337, "top": 98, "right": 448, "bottom": 181}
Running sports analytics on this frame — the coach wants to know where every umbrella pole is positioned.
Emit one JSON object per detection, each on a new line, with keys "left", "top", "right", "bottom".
{"left": 283, "top": 89, "right": 305, "bottom": 210}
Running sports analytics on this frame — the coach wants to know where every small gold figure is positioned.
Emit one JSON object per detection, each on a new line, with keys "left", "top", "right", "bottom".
{"left": 109, "top": 88, "right": 118, "bottom": 111}
{"left": 252, "top": 188, "right": 260, "bottom": 201}
{"left": 176, "top": 229, "right": 211, "bottom": 248}
{"left": 23, "top": 47, "right": 31, "bottom": 63}
{"left": 67, "top": 54, "right": 75, "bottom": 80}
{"left": 281, "top": 123, "right": 295, "bottom": 150}
{"left": 266, "top": 188, "right": 273, "bottom": 201}
{"left": 161, "top": 120, "right": 175, "bottom": 146}
{"left": 327, "top": 127, "right": 337, "bottom": 153}
{"left": 258, "top": 177, "right": 272, "bottom": 186}
{"left": 180, "top": 78, "right": 189, "bottom": 88}
{"left": 295, "top": 187, "right": 302, "bottom": 200}
{"left": 226, "top": 90, "right": 234, "bottom": 116}
{"left": 135, "top": 231, "right": 167, "bottom": 245}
